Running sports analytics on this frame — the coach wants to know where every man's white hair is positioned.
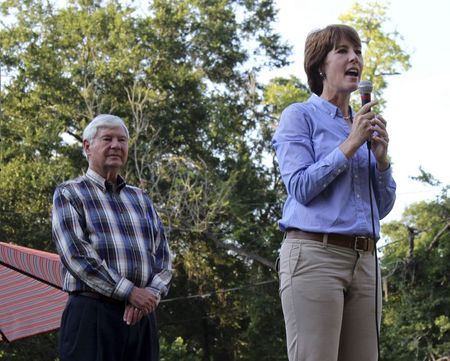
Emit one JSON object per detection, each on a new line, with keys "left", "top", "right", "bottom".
{"left": 82, "top": 114, "right": 129, "bottom": 158}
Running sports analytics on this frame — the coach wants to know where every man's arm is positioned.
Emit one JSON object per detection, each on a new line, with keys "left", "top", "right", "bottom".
{"left": 52, "top": 185, "right": 134, "bottom": 300}
{"left": 143, "top": 196, "right": 173, "bottom": 301}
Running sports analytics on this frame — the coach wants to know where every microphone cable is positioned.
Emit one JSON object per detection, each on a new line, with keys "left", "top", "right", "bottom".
{"left": 357, "top": 80, "right": 381, "bottom": 360}
{"left": 351, "top": 104, "right": 381, "bottom": 360}
{"left": 367, "top": 140, "right": 381, "bottom": 361}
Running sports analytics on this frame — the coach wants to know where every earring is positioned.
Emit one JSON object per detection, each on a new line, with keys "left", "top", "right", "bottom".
{"left": 319, "top": 71, "right": 326, "bottom": 79}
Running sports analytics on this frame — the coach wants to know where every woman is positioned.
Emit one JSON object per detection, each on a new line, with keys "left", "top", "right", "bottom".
{"left": 272, "top": 24, "right": 396, "bottom": 361}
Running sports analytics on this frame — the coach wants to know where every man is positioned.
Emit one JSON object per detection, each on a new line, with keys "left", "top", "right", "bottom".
{"left": 52, "top": 114, "right": 172, "bottom": 361}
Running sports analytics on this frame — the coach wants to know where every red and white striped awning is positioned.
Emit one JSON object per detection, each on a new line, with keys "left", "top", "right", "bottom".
{"left": 0, "top": 242, "right": 67, "bottom": 342}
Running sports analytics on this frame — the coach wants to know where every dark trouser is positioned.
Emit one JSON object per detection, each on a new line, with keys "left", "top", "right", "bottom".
{"left": 59, "top": 294, "right": 159, "bottom": 361}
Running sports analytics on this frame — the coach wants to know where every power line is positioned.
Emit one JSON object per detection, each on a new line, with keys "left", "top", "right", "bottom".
{"left": 160, "top": 279, "right": 277, "bottom": 303}
{"left": 158, "top": 279, "right": 280, "bottom": 328}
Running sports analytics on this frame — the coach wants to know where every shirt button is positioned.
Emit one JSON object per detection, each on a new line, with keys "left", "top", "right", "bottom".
{"left": 357, "top": 194, "right": 361, "bottom": 198}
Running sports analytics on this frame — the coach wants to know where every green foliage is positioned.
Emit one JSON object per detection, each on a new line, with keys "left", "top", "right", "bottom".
{"left": 263, "top": 76, "right": 310, "bottom": 118}
{"left": 160, "top": 336, "right": 199, "bottom": 361}
{"left": 0, "top": 0, "right": 288, "bottom": 359}
{"left": 410, "top": 166, "right": 442, "bottom": 187}
{"left": 0, "top": 332, "right": 59, "bottom": 361}
{"left": 0, "top": 0, "right": 437, "bottom": 360}
{"left": 339, "top": 1, "right": 411, "bottom": 108}
{"left": 381, "top": 177, "right": 450, "bottom": 361}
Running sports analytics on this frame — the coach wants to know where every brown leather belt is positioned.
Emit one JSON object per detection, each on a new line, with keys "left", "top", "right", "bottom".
{"left": 286, "top": 229, "right": 375, "bottom": 253}
{"left": 70, "top": 291, "right": 124, "bottom": 306}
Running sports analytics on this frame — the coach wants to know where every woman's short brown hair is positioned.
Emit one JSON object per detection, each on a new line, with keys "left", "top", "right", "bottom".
{"left": 304, "top": 24, "right": 361, "bottom": 96}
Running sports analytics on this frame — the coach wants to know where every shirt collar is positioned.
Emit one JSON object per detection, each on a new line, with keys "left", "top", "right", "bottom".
{"left": 309, "top": 94, "right": 350, "bottom": 120}
{"left": 86, "top": 168, "right": 127, "bottom": 193}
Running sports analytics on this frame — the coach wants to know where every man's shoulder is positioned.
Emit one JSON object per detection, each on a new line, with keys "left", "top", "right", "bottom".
{"left": 122, "top": 185, "right": 158, "bottom": 210}
{"left": 56, "top": 175, "right": 90, "bottom": 192}
{"left": 124, "top": 184, "right": 149, "bottom": 198}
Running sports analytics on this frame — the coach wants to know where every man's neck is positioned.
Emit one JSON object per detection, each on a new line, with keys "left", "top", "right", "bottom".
{"left": 89, "top": 166, "right": 120, "bottom": 184}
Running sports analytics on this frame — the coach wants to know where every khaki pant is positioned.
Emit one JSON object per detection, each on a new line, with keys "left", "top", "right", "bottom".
{"left": 279, "top": 237, "right": 381, "bottom": 361}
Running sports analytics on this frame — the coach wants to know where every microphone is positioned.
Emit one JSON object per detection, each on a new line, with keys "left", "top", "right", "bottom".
{"left": 358, "top": 80, "right": 373, "bottom": 106}
{"left": 358, "top": 80, "right": 373, "bottom": 148}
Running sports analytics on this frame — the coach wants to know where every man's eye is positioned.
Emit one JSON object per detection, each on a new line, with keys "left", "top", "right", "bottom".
{"left": 102, "top": 137, "right": 112, "bottom": 142}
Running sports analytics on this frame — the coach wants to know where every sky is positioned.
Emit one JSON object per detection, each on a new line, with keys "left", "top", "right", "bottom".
{"left": 267, "top": 0, "right": 450, "bottom": 223}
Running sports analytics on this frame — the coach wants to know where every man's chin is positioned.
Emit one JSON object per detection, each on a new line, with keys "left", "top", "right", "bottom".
{"left": 105, "top": 161, "right": 124, "bottom": 170}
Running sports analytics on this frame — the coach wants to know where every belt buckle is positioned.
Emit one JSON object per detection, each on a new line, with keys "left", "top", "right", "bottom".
{"left": 354, "top": 236, "right": 370, "bottom": 252}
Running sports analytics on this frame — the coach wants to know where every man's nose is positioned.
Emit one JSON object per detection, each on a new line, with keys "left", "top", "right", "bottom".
{"left": 110, "top": 138, "right": 122, "bottom": 148}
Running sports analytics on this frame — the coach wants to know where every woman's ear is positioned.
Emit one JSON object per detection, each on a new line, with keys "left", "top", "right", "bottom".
{"left": 319, "top": 69, "right": 326, "bottom": 79}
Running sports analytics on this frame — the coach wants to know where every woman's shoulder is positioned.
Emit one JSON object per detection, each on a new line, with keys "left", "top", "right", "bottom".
{"left": 279, "top": 97, "right": 317, "bottom": 125}
{"left": 282, "top": 100, "right": 311, "bottom": 112}
{"left": 281, "top": 96, "right": 316, "bottom": 116}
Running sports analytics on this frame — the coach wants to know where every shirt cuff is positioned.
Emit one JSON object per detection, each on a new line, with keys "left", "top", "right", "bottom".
{"left": 332, "top": 148, "right": 350, "bottom": 175}
{"left": 146, "top": 287, "right": 161, "bottom": 305}
{"left": 375, "top": 163, "right": 392, "bottom": 185}
{"left": 112, "top": 277, "right": 134, "bottom": 301}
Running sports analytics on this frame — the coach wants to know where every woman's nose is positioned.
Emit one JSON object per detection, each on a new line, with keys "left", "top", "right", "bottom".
{"left": 349, "top": 50, "right": 361, "bottom": 64}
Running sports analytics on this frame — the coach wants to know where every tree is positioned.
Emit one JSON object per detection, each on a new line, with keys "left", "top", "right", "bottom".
{"left": 0, "top": 0, "right": 417, "bottom": 359}
{"left": 380, "top": 172, "right": 450, "bottom": 361}
{"left": 339, "top": 1, "right": 411, "bottom": 107}
{"left": 0, "top": 0, "right": 289, "bottom": 359}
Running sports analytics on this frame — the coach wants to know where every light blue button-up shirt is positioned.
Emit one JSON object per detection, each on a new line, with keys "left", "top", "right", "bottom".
{"left": 272, "top": 94, "right": 396, "bottom": 238}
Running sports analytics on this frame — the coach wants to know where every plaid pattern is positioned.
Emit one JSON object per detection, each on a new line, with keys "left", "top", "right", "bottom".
{"left": 52, "top": 169, "right": 172, "bottom": 301}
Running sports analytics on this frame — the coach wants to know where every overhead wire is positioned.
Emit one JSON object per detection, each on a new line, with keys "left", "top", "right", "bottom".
{"left": 160, "top": 279, "right": 277, "bottom": 303}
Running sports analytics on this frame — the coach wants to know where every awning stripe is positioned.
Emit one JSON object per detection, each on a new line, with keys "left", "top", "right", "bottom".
{"left": 0, "top": 243, "right": 67, "bottom": 342}
{"left": 0, "top": 242, "right": 62, "bottom": 288}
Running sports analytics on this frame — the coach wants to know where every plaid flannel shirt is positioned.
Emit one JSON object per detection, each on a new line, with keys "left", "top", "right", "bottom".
{"left": 52, "top": 169, "right": 172, "bottom": 301}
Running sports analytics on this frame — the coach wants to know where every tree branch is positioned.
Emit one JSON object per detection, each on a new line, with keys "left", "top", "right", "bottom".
{"left": 66, "top": 130, "right": 82, "bottom": 142}
{"left": 426, "top": 222, "right": 450, "bottom": 254}
{"left": 204, "top": 231, "right": 276, "bottom": 271}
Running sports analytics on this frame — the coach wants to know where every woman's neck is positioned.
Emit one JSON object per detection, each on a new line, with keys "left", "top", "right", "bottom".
{"left": 320, "top": 90, "right": 351, "bottom": 118}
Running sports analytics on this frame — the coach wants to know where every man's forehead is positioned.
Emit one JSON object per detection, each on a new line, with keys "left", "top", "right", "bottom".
{"left": 95, "top": 126, "right": 128, "bottom": 137}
